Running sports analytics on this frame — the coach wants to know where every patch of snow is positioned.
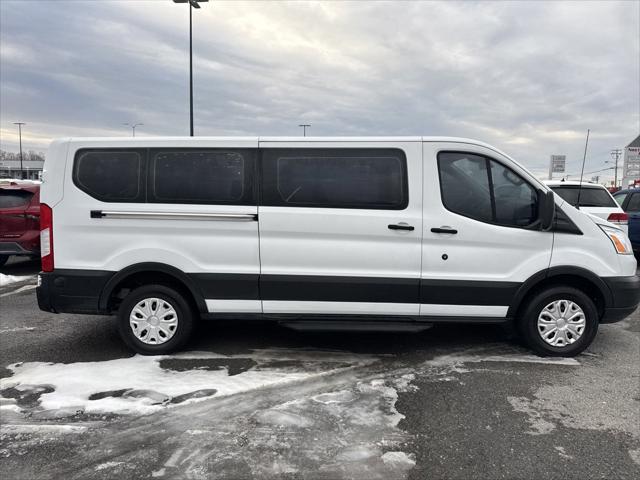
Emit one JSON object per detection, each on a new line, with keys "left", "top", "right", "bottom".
{"left": 255, "top": 409, "right": 313, "bottom": 428}
{"left": 0, "top": 424, "right": 87, "bottom": 434}
{"left": 0, "top": 326, "right": 36, "bottom": 334}
{"left": 393, "top": 374, "right": 417, "bottom": 392}
{"left": 420, "top": 350, "right": 579, "bottom": 382}
{"left": 335, "top": 444, "right": 380, "bottom": 462}
{"left": 0, "top": 404, "right": 22, "bottom": 414}
{"left": 358, "top": 379, "right": 404, "bottom": 427}
{"left": 95, "top": 461, "right": 125, "bottom": 471}
{"left": 381, "top": 451, "right": 416, "bottom": 469}
{"left": 0, "top": 274, "right": 34, "bottom": 287}
{"left": 0, "top": 284, "right": 37, "bottom": 298}
{"left": 312, "top": 390, "right": 355, "bottom": 404}
{"left": 554, "top": 446, "right": 573, "bottom": 460}
{"left": 0, "top": 350, "right": 371, "bottom": 415}
{"left": 479, "top": 354, "right": 579, "bottom": 366}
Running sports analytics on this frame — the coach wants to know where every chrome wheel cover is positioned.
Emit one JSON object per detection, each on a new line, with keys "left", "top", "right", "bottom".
{"left": 537, "top": 299, "right": 586, "bottom": 347}
{"left": 129, "top": 297, "right": 178, "bottom": 345}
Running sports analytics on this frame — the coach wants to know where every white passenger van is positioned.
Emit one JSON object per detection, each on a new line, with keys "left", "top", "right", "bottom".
{"left": 36, "top": 137, "right": 639, "bottom": 356}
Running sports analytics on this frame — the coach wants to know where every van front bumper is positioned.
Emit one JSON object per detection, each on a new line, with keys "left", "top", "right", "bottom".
{"left": 37, "top": 270, "right": 113, "bottom": 315}
{"left": 601, "top": 275, "right": 640, "bottom": 323}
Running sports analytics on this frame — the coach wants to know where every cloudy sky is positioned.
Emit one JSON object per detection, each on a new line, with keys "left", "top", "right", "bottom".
{"left": 1, "top": 0, "right": 638, "bottom": 180}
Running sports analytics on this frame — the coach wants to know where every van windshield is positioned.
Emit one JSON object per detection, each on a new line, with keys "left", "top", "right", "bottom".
{"left": 550, "top": 186, "right": 616, "bottom": 208}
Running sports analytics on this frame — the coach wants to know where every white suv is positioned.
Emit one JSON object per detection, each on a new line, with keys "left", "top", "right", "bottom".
{"left": 545, "top": 180, "right": 628, "bottom": 234}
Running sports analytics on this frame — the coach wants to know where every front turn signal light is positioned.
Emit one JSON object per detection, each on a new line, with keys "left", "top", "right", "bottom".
{"left": 598, "top": 224, "right": 633, "bottom": 255}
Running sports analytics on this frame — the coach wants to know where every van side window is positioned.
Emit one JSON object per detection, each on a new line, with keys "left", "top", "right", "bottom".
{"left": 438, "top": 152, "right": 538, "bottom": 227}
{"left": 262, "top": 149, "right": 408, "bottom": 209}
{"left": 149, "top": 150, "right": 255, "bottom": 204}
{"left": 627, "top": 193, "right": 640, "bottom": 212}
{"left": 490, "top": 161, "right": 538, "bottom": 226}
{"left": 437, "top": 153, "right": 493, "bottom": 222}
{"left": 73, "top": 150, "right": 143, "bottom": 202}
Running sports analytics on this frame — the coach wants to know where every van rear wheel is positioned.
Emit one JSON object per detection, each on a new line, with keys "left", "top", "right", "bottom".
{"left": 518, "top": 286, "right": 598, "bottom": 357}
{"left": 118, "top": 284, "right": 194, "bottom": 355}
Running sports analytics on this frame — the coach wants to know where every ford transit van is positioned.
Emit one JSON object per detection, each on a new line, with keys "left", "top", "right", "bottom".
{"left": 36, "top": 137, "right": 639, "bottom": 356}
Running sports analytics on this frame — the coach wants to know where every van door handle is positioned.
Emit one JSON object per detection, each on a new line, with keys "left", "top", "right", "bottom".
{"left": 388, "top": 223, "right": 415, "bottom": 231}
{"left": 431, "top": 227, "right": 458, "bottom": 234}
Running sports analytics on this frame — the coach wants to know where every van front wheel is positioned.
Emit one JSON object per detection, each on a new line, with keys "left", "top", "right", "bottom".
{"left": 118, "top": 285, "right": 194, "bottom": 355}
{"left": 518, "top": 286, "right": 598, "bottom": 357}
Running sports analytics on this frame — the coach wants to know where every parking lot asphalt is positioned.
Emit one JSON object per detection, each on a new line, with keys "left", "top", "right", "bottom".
{"left": 1, "top": 257, "right": 639, "bottom": 480}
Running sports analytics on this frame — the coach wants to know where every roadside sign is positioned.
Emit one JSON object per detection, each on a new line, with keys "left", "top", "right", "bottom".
{"left": 624, "top": 147, "right": 640, "bottom": 177}
{"left": 548, "top": 155, "right": 566, "bottom": 179}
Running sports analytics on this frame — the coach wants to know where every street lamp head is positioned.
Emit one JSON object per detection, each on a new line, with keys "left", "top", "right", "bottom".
{"left": 173, "top": 0, "right": 209, "bottom": 8}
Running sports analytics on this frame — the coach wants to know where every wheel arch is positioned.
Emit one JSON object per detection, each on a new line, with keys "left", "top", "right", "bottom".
{"left": 507, "top": 266, "right": 612, "bottom": 321}
{"left": 98, "top": 262, "right": 208, "bottom": 314}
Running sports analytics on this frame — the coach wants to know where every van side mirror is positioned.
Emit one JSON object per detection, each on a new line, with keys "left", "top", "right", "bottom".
{"left": 540, "top": 190, "right": 555, "bottom": 231}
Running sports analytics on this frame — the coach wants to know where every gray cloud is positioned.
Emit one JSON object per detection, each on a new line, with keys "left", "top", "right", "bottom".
{"left": 1, "top": 0, "right": 638, "bottom": 180}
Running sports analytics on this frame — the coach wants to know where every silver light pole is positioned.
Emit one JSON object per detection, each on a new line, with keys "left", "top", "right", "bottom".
{"left": 299, "top": 124, "right": 311, "bottom": 136}
{"left": 123, "top": 123, "right": 144, "bottom": 137}
{"left": 173, "top": 0, "right": 209, "bottom": 137}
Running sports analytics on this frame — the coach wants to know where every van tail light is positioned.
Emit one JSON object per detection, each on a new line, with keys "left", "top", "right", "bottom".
{"left": 40, "top": 203, "right": 54, "bottom": 272}
{"left": 607, "top": 212, "right": 628, "bottom": 225}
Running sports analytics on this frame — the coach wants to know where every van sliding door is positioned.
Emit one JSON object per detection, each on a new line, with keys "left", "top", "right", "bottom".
{"left": 257, "top": 141, "right": 423, "bottom": 316}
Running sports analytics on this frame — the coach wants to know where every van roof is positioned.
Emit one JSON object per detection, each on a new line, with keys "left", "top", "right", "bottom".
{"left": 59, "top": 135, "right": 495, "bottom": 146}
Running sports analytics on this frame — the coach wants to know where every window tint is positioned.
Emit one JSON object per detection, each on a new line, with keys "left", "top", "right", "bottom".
{"left": 74, "top": 151, "right": 143, "bottom": 202}
{"left": 490, "top": 161, "right": 538, "bottom": 226}
{"left": 0, "top": 190, "right": 33, "bottom": 208}
{"left": 549, "top": 186, "right": 617, "bottom": 208}
{"left": 437, "top": 152, "right": 539, "bottom": 227}
{"left": 437, "top": 153, "right": 492, "bottom": 222}
{"left": 262, "top": 149, "right": 407, "bottom": 209}
{"left": 627, "top": 193, "right": 640, "bottom": 212}
{"left": 150, "top": 150, "right": 254, "bottom": 204}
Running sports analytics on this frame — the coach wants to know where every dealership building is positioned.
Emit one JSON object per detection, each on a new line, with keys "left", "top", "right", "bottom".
{"left": 622, "top": 134, "right": 640, "bottom": 188}
{"left": 0, "top": 158, "right": 44, "bottom": 180}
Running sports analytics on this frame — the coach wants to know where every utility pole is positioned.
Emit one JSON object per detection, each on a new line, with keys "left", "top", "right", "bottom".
{"left": 299, "top": 124, "right": 311, "bottom": 136}
{"left": 607, "top": 149, "right": 623, "bottom": 189}
{"left": 13, "top": 122, "right": 26, "bottom": 180}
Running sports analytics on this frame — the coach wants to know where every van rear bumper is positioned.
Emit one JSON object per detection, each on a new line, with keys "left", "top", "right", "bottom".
{"left": 601, "top": 275, "right": 640, "bottom": 323}
{"left": 37, "top": 270, "right": 113, "bottom": 315}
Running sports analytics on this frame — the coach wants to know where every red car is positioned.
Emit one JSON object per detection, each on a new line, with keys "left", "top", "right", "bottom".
{"left": 0, "top": 180, "right": 41, "bottom": 267}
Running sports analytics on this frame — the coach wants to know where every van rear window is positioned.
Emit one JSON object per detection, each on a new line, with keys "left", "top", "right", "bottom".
{"left": 73, "top": 151, "right": 143, "bottom": 202}
{"left": 550, "top": 186, "right": 616, "bottom": 208}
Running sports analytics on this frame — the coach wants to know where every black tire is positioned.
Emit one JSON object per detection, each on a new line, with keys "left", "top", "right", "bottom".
{"left": 517, "top": 286, "right": 598, "bottom": 357}
{"left": 118, "top": 284, "right": 195, "bottom": 355}
{"left": 0, "top": 255, "right": 9, "bottom": 268}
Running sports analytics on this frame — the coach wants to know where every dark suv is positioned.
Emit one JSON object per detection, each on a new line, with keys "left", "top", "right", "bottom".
{"left": 613, "top": 188, "right": 640, "bottom": 258}
{"left": 0, "top": 180, "right": 41, "bottom": 267}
